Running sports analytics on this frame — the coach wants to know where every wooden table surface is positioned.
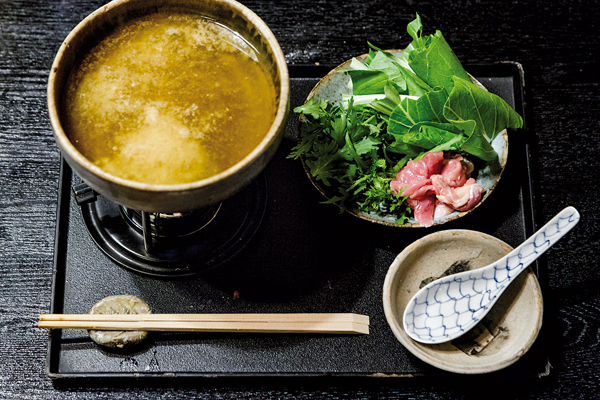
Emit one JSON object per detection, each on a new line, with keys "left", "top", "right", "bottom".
{"left": 1, "top": 0, "right": 599, "bottom": 398}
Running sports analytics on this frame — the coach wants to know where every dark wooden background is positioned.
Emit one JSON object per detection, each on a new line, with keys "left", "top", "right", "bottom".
{"left": 1, "top": 0, "right": 599, "bottom": 398}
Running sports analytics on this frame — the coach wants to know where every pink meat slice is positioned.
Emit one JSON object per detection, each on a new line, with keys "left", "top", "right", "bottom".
{"left": 406, "top": 196, "right": 436, "bottom": 227}
{"left": 434, "top": 202, "right": 455, "bottom": 218}
{"left": 390, "top": 151, "right": 444, "bottom": 227}
{"left": 432, "top": 176, "right": 485, "bottom": 211}
{"left": 390, "top": 151, "right": 444, "bottom": 197}
{"left": 440, "top": 158, "right": 467, "bottom": 187}
{"left": 423, "top": 151, "right": 445, "bottom": 175}
{"left": 390, "top": 151, "right": 485, "bottom": 226}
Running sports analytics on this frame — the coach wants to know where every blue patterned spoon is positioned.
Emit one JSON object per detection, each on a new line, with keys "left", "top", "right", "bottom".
{"left": 403, "top": 206, "right": 580, "bottom": 344}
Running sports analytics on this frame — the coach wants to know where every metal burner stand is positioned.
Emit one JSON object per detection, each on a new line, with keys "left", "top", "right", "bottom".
{"left": 70, "top": 176, "right": 267, "bottom": 277}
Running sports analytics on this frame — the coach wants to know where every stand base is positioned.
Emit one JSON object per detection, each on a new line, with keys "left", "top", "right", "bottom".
{"left": 79, "top": 175, "right": 267, "bottom": 277}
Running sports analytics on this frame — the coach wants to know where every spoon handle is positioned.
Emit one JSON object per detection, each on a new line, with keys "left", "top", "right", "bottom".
{"left": 499, "top": 206, "right": 580, "bottom": 279}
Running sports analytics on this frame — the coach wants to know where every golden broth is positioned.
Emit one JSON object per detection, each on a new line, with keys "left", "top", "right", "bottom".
{"left": 62, "top": 12, "right": 276, "bottom": 185}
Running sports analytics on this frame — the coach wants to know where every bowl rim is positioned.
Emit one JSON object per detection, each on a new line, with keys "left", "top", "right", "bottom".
{"left": 47, "top": 0, "right": 290, "bottom": 193}
{"left": 299, "top": 50, "right": 509, "bottom": 228}
{"left": 382, "top": 229, "right": 544, "bottom": 374}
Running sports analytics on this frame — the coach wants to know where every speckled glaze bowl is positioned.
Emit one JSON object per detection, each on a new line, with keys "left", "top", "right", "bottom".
{"left": 382, "top": 230, "right": 543, "bottom": 374}
{"left": 48, "top": 0, "right": 289, "bottom": 213}
{"left": 300, "top": 51, "right": 508, "bottom": 227}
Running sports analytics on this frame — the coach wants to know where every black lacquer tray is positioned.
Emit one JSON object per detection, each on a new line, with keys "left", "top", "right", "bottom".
{"left": 47, "top": 63, "right": 548, "bottom": 383}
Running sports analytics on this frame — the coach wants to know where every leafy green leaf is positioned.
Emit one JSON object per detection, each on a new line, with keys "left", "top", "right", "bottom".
{"left": 354, "top": 135, "right": 381, "bottom": 155}
{"left": 330, "top": 109, "right": 347, "bottom": 146}
{"left": 406, "top": 13, "right": 423, "bottom": 44}
{"left": 412, "top": 87, "right": 449, "bottom": 122}
{"left": 415, "top": 130, "right": 466, "bottom": 157}
{"left": 346, "top": 69, "right": 390, "bottom": 95}
{"left": 387, "top": 86, "right": 449, "bottom": 136}
{"left": 444, "top": 76, "right": 523, "bottom": 161}
{"left": 388, "top": 98, "right": 417, "bottom": 134}
{"left": 403, "top": 123, "right": 463, "bottom": 149}
{"left": 305, "top": 150, "right": 339, "bottom": 186}
{"left": 367, "top": 43, "right": 432, "bottom": 97}
{"left": 408, "top": 30, "right": 470, "bottom": 91}
{"left": 293, "top": 98, "right": 329, "bottom": 119}
{"left": 386, "top": 140, "right": 422, "bottom": 158}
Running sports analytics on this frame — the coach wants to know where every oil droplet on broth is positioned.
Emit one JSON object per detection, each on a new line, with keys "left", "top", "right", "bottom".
{"left": 62, "top": 12, "right": 276, "bottom": 185}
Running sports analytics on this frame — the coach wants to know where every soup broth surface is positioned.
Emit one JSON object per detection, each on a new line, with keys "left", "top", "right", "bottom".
{"left": 63, "top": 12, "right": 276, "bottom": 185}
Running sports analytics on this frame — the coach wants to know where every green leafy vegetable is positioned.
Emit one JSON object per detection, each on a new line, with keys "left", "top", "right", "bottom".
{"left": 406, "top": 15, "right": 470, "bottom": 91}
{"left": 444, "top": 76, "right": 524, "bottom": 161}
{"left": 387, "top": 86, "right": 450, "bottom": 135}
{"left": 289, "top": 13, "right": 523, "bottom": 224}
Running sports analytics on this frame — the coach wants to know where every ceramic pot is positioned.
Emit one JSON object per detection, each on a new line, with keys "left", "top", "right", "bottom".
{"left": 48, "top": 0, "right": 289, "bottom": 212}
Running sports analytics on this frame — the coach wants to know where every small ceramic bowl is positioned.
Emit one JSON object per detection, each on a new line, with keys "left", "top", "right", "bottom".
{"left": 299, "top": 51, "right": 508, "bottom": 227}
{"left": 382, "top": 230, "right": 543, "bottom": 374}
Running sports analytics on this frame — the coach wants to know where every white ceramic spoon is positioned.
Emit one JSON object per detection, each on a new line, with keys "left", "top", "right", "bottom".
{"left": 403, "top": 206, "right": 580, "bottom": 344}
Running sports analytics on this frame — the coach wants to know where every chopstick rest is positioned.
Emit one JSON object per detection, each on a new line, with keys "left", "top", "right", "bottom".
{"left": 38, "top": 313, "right": 370, "bottom": 335}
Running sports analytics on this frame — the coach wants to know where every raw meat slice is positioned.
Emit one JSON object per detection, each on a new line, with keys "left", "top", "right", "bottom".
{"left": 390, "top": 151, "right": 485, "bottom": 226}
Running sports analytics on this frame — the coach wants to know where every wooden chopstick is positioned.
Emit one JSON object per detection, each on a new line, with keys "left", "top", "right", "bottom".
{"left": 38, "top": 313, "right": 369, "bottom": 335}
{"left": 40, "top": 313, "right": 369, "bottom": 324}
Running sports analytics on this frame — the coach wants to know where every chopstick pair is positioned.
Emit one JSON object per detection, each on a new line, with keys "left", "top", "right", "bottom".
{"left": 38, "top": 313, "right": 369, "bottom": 335}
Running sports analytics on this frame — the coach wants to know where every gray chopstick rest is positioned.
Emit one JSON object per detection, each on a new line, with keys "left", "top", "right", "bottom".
{"left": 88, "top": 295, "right": 152, "bottom": 348}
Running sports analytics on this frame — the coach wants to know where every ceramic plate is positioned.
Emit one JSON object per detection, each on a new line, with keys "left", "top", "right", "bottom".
{"left": 382, "top": 230, "right": 543, "bottom": 373}
{"left": 299, "top": 51, "right": 508, "bottom": 227}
